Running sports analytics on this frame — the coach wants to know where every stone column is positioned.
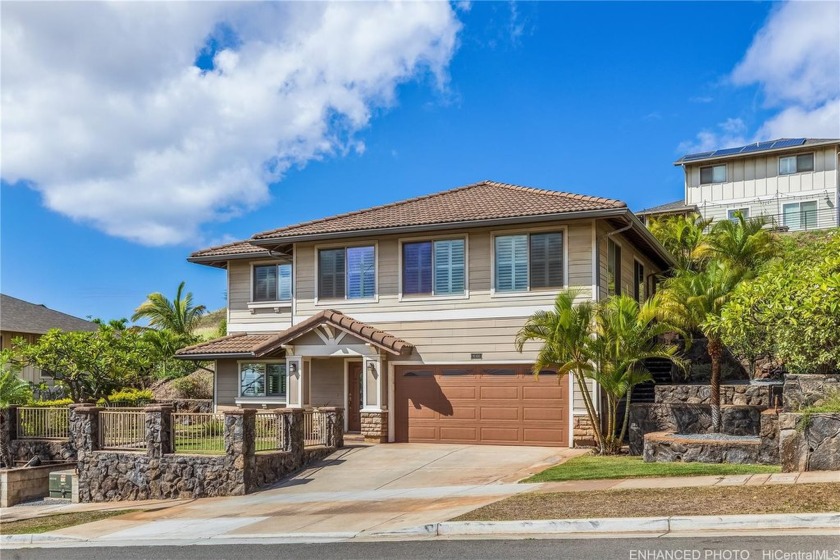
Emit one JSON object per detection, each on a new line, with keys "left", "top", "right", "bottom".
{"left": 0, "top": 406, "right": 18, "bottom": 468}
{"left": 281, "top": 408, "right": 304, "bottom": 459}
{"left": 224, "top": 409, "right": 255, "bottom": 495}
{"left": 145, "top": 404, "right": 173, "bottom": 458}
{"left": 361, "top": 411, "right": 388, "bottom": 443}
{"left": 69, "top": 404, "right": 100, "bottom": 503}
{"left": 318, "top": 407, "right": 344, "bottom": 448}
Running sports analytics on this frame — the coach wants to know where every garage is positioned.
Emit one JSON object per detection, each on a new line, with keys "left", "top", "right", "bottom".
{"left": 394, "top": 364, "right": 569, "bottom": 446}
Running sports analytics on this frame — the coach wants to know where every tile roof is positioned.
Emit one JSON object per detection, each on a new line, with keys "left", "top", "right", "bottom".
{"left": 252, "top": 180, "right": 626, "bottom": 241}
{"left": 176, "top": 310, "right": 413, "bottom": 358}
{"left": 189, "top": 240, "right": 271, "bottom": 260}
{"left": 176, "top": 333, "right": 285, "bottom": 358}
{"left": 0, "top": 294, "right": 99, "bottom": 335}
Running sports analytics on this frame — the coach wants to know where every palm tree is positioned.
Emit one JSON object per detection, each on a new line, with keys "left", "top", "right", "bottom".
{"left": 647, "top": 213, "right": 712, "bottom": 272}
{"left": 0, "top": 355, "right": 32, "bottom": 468}
{"left": 590, "top": 296, "right": 686, "bottom": 453}
{"left": 132, "top": 282, "right": 206, "bottom": 336}
{"left": 704, "top": 212, "right": 777, "bottom": 276}
{"left": 515, "top": 291, "right": 605, "bottom": 452}
{"left": 656, "top": 262, "right": 743, "bottom": 432}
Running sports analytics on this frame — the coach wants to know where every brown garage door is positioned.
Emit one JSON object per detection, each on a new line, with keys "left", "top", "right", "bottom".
{"left": 394, "top": 364, "right": 568, "bottom": 447}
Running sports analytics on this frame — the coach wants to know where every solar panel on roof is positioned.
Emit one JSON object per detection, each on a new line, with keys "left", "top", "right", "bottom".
{"left": 712, "top": 147, "right": 744, "bottom": 156}
{"left": 770, "top": 138, "right": 806, "bottom": 149}
{"left": 681, "top": 151, "right": 714, "bottom": 162}
{"left": 740, "top": 141, "right": 774, "bottom": 154}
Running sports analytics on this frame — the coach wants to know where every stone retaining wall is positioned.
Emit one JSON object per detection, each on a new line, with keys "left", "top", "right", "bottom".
{"left": 70, "top": 405, "right": 344, "bottom": 502}
{"left": 643, "top": 432, "right": 763, "bottom": 464}
{"left": 783, "top": 374, "right": 840, "bottom": 412}
{"left": 9, "top": 439, "right": 75, "bottom": 465}
{"left": 779, "top": 412, "right": 840, "bottom": 472}
{"left": 655, "top": 384, "right": 772, "bottom": 407}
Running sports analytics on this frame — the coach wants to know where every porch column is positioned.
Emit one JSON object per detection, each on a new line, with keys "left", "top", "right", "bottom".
{"left": 286, "top": 356, "right": 302, "bottom": 408}
{"left": 361, "top": 355, "right": 388, "bottom": 443}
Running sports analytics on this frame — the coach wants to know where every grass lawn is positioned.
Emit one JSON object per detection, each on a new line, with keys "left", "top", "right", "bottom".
{"left": 524, "top": 454, "right": 780, "bottom": 483}
{"left": 454, "top": 483, "right": 840, "bottom": 521}
{"left": 0, "top": 510, "right": 136, "bottom": 535}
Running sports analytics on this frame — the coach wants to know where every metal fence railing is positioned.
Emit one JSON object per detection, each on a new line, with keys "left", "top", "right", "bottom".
{"left": 255, "top": 412, "right": 283, "bottom": 452}
{"left": 99, "top": 410, "right": 146, "bottom": 450}
{"left": 171, "top": 412, "right": 225, "bottom": 454}
{"left": 16, "top": 407, "right": 70, "bottom": 440}
{"left": 303, "top": 410, "right": 328, "bottom": 447}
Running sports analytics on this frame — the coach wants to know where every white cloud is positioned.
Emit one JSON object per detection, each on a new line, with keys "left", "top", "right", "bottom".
{"left": 679, "top": 0, "right": 839, "bottom": 153}
{"left": 678, "top": 118, "right": 748, "bottom": 155}
{"left": 1, "top": 2, "right": 461, "bottom": 245}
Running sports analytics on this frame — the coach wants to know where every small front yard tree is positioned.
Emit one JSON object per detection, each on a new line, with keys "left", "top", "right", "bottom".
{"left": 0, "top": 352, "right": 33, "bottom": 468}
{"left": 13, "top": 326, "right": 152, "bottom": 403}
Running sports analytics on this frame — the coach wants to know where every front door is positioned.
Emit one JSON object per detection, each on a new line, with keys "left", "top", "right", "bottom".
{"left": 347, "top": 362, "right": 362, "bottom": 432}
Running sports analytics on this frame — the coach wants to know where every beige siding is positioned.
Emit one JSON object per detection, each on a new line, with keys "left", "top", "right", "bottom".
{"left": 215, "top": 359, "right": 239, "bottom": 407}
{"left": 228, "top": 260, "right": 294, "bottom": 333}
{"left": 684, "top": 146, "right": 839, "bottom": 229}
{"left": 1, "top": 331, "right": 44, "bottom": 385}
{"left": 310, "top": 358, "right": 344, "bottom": 406}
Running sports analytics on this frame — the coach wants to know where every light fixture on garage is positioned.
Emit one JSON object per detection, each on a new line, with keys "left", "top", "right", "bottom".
{"left": 367, "top": 362, "right": 377, "bottom": 375}
{"left": 289, "top": 362, "right": 298, "bottom": 374}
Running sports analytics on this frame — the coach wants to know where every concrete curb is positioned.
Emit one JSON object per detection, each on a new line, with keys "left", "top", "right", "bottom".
{"left": 378, "top": 513, "right": 840, "bottom": 537}
{"left": 1, "top": 534, "right": 87, "bottom": 545}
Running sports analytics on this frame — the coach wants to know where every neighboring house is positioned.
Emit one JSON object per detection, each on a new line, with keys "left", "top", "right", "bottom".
{"left": 0, "top": 293, "right": 99, "bottom": 384}
{"left": 636, "top": 199, "right": 698, "bottom": 225}
{"left": 178, "top": 180, "right": 673, "bottom": 448}
{"left": 674, "top": 138, "right": 840, "bottom": 230}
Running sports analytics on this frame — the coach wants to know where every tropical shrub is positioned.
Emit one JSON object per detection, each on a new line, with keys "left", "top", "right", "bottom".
{"left": 171, "top": 372, "right": 213, "bottom": 400}
{"left": 716, "top": 230, "right": 840, "bottom": 374}
{"left": 97, "top": 388, "right": 154, "bottom": 407}
{"left": 29, "top": 398, "right": 74, "bottom": 407}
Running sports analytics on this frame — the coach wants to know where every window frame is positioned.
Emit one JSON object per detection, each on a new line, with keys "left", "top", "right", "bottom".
{"left": 314, "top": 242, "right": 378, "bottom": 305}
{"left": 251, "top": 262, "right": 293, "bottom": 303}
{"left": 782, "top": 200, "right": 819, "bottom": 231}
{"left": 490, "top": 226, "right": 568, "bottom": 297}
{"left": 699, "top": 164, "right": 727, "bottom": 185}
{"left": 727, "top": 208, "right": 750, "bottom": 222}
{"left": 607, "top": 237, "right": 623, "bottom": 297}
{"left": 398, "top": 236, "right": 469, "bottom": 300}
{"left": 633, "top": 258, "right": 645, "bottom": 303}
{"left": 236, "top": 360, "right": 287, "bottom": 402}
{"left": 779, "top": 152, "right": 815, "bottom": 176}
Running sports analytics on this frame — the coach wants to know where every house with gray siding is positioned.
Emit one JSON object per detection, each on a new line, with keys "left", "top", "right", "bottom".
{"left": 178, "top": 180, "right": 674, "bottom": 447}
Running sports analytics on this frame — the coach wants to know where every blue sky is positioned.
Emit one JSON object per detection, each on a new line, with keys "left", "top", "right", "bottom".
{"left": 2, "top": 1, "right": 838, "bottom": 323}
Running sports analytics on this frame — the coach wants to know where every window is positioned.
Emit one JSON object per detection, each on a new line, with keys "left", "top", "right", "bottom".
{"left": 318, "top": 246, "right": 375, "bottom": 299}
{"left": 700, "top": 164, "right": 726, "bottom": 184}
{"left": 253, "top": 264, "right": 292, "bottom": 302}
{"left": 402, "top": 239, "right": 465, "bottom": 296}
{"left": 607, "top": 239, "right": 622, "bottom": 296}
{"left": 633, "top": 260, "right": 645, "bottom": 303}
{"left": 783, "top": 201, "right": 818, "bottom": 231}
{"left": 779, "top": 153, "right": 814, "bottom": 175}
{"left": 727, "top": 208, "right": 750, "bottom": 222}
{"left": 239, "top": 362, "right": 286, "bottom": 398}
{"left": 495, "top": 232, "right": 564, "bottom": 292}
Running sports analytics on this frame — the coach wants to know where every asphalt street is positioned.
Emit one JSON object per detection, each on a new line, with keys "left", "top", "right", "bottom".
{"left": 5, "top": 535, "right": 840, "bottom": 560}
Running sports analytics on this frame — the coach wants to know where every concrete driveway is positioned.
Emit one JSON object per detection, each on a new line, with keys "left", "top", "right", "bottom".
{"left": 50, "top": 443, "right": 581, "bottom": 543}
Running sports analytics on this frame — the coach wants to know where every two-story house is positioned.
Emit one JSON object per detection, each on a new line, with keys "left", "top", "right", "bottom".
{"left": 177, "top": 181, "right": 673, "bottom": 448}
{"left": 673, "top": 138, "right": 840, "bottom": 230}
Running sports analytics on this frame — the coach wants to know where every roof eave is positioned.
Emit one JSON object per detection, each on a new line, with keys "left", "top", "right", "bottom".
{"left": 174, "top": 351, "right": 256, "bottom": 360}
{"left": 674, "top": 140, "right": 840, "bottom": 166}
{"left": 249, "top": 207, "right": 628, "bottom": 245}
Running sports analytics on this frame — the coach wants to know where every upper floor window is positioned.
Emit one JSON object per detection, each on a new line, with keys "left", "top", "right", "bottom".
{"left": 783, "top": 201, "right": 818, "bottom": 231}
{"left": 319, "top": 246, "right": 375, "bottom": 300}
{"left": 253, "top": 264, "right": 292, "bottom": 302}
{"left": 495, "top": 232, "right": 564, "bottom": 292}
{"left": 779, "top": 153, "right": 814, "bottom": 175}
{"left": 727, "top": 208, "right": 750, "bottom": 222}
{"left": 403, "top": 239, "right": 465, "bottom": 296}
{"left": 239, "top": 362, "right": 286, "bottom": 399}
{"left": 607, "top": 238, "right": 622, "bottom": 296}
{"left": 700, "top": 164, "right": 726, "bottom": 184}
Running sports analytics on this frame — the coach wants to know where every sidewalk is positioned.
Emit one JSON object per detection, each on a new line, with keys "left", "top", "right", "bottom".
{"left": 2, "top": 470, "right": 838, "bottom": 548}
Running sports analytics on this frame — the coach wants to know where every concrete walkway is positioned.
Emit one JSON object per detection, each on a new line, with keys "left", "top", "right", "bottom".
{"left": 1, "top": 445, "right": 837, "bottom": 546}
